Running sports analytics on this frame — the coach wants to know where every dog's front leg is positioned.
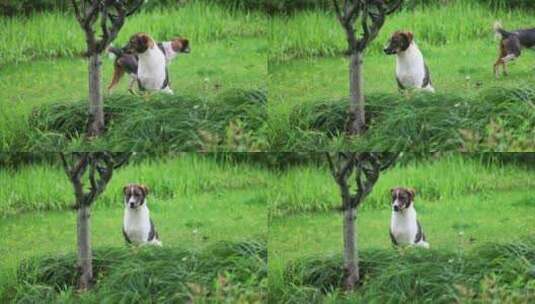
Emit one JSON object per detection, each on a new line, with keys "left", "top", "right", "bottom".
{"left": 161, "top": 86, "right": 174, "bottom": 95}
{"left": 501, "top": 54, "right": 518, "bottom": 77}
{"left": 128, "top": 79, "right": 137, "bottom": 95}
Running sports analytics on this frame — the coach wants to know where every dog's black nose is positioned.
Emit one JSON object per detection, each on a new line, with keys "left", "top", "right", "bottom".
{"left": 129, "top": 202, "right": 135, "bottom": 208}
{"left": 393, "top": 205, "right": 400, "bottom": 212}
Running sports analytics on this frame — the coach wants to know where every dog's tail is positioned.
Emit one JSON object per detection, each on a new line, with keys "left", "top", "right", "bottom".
{"left": 107, "top": 44, "right": 123, "bottom": 60}
{"left": 493, "top": 21, "right": 513, "bottom": 39}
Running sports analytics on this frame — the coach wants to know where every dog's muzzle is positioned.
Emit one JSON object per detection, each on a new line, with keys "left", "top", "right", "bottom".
{"left": 393, "top": 205, "right": 401, "bottom": 212}
{"left": 123, "top": 46, "right": 135, "bottom": 55}
{"left": 129, "top": 202, "right": 136, "bottom": 209}
{"left": 384, "top": 48, "right": 396, "bottom": 55}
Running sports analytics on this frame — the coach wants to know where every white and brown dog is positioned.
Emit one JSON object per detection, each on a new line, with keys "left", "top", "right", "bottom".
{"left": 123, "top": 184, "right": 161, "bottom": 246}
{"left": 389, "top": 187, "right": 429, "bottom": 248}
{"left": 493, "top": 22, "right": 535, "bottom": 78}
{"left": 384, "top": 31, "right": 435, "bottom": 93}
{"left": 107, "top": 33, "right": 190, "bottom": 94}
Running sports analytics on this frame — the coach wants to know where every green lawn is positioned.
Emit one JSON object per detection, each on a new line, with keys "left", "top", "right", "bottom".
{"left": 1, "top": 38, "right": 266, "bottom": 111}
{"left": 270, "top": 189, "right": 535, "bottom": 268}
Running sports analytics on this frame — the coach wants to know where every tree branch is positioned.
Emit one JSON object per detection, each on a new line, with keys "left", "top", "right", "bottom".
{"left": 326, "top": 152, "right": 338, "bottom": 180}
{"left": 71, "top": 0, "right": 144, "bottom": 55}
{"left": 100, "top": 3, "right": 110, "bottom": 48}
{"left": 71, "top": 0, "right": 83, "bottom": 23}
{"left": 332, "top": 0, "right": 343, "bottom": 22}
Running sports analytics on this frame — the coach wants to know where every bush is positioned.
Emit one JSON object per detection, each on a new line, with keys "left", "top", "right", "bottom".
{"left": 27, "top": 89, "right": 267, "bottom": 151}
{"left": 6, "top": 239, "right": 267, "bottom": 303}
{"left": 275, "top": 237, "right": 535, "bottom": 303}
{"left": 285, "top": 86, "right": 535, "bottom": 152}
{"left": 0, "top": 0, "right": 68, "bottom": 16}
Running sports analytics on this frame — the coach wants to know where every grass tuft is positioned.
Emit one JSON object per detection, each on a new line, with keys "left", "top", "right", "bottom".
{"left": 6, "top": 239, "right": 267, "bottom": 303}
{"left": 0, "top": 1, "right": 267, "bottom": 66}
{"left": 26, "top": 89, "right": 267, "bottom": 151}
{"left": 269, "top": 155, "right": 535, "bottom": 216}
{"left": 275, "top": 237, "right": 535, "bottom": 303}
{"left": 0, "top": 154, "right": 271, "bottom": 217}
{"left": 283, "top": 86, "right": 535, "bottom": 152}
{"left": 269, "top": 1, "right": 533, "bottom": 63}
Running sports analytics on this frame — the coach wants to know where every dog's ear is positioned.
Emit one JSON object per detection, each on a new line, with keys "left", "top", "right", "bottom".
{"left": 123, "top": 185, "right": 129, "bottom": 194}
{"left": 181, "top": 39, "right": 190, "bottom": 51}
{"left": 172, "top": 38, "right": 189, "bottom": 52}
{"left": 408, "top": 188, "right": 416, "bottom": 200}
{"left": 141, "top": 34, "right": 154, "bottom": 48}
{"left": 406, "top": 32, "right": 414, "bottom": 44}
{"left": 140, "top": 184, "right": 150, "bottom": 196}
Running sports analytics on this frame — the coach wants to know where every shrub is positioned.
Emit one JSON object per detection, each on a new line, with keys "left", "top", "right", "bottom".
{"left": 275, "top": 237, "right": 535, "bottom": 303}
{"left": 27, "top": 89, "right": 267, "bottom": 151}
{"left": 6, "top": 239, "right": 267, "bottom": 303}
{"left": 285, "top": 86, "right": 535, "bottom": 152}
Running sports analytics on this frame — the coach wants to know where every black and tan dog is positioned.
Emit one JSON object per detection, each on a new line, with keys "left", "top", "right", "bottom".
{"left": 493, "top": 22, "right": 535, "bottom": 78}
{"left": 107, "top": 33, "right": 190, "bottom": 93}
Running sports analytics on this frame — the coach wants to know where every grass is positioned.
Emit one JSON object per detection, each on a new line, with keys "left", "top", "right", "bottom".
{"left": 267, "top": 1, "right": 535, "bottom": 151}
{"left": 272, "top": 87, "right": 535, "bottom": 151}
{"left": 0, "top": 153, "right": 271, "bottom": 217}
{"left": 269, "top": 156, "right": 535, "bottom": 303}
{"left": 273, "top": 238, "right": 535, "bottom": 303}
{"left": 25, "top": 88, "right": 267, "bottom": 151}
{"left": 0, "top": 1, "right": 267, "bottom": 66}
{"left": 269, "top": 2, "right": 533, "bottom": 63}
{"left": 268, "top": 154, "right": 535, "bottom": 217}
{"left": 4, "top": 240, "right": 266, "bottom": 303}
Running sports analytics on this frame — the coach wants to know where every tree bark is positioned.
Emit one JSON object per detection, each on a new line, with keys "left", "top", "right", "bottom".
{"left": 343, "top": 204, "right": 359, "bottom": 290}
{"left": 88, "top": 53, "right": 104, "bottom": 137}
{"left": 77, "top": 204, "right": 92, "bottom": 290}
{"left": 348, "top": 51, "right": 365, "bottom": 135}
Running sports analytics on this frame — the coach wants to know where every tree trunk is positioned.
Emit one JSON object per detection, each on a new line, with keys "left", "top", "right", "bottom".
{"left": 343, "top": 203, "right": 359, "bottom": 290}
{"left": 88, "top": 53, "right": 104, "bottom": 137}
{"left": 348, "top": 51, "right": 365, "bottom": 135}
{"left": 77, "top": 204, "right": 93, "bottom": 290}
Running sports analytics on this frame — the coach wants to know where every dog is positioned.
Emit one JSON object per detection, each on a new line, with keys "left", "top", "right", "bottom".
{"left": 108, "top": 33, "right": 190, "bottom": 94}
{"left": 493, "top": 22, "right": 535, "bottom": 78}
{"left": 123, "top": 184, "right": 161, "bottom": 246}
{"left": 384, "top": 31, "right": 435, "bottom": 93}
{"left": 107, "top": 47, "right": 139, "bottom": 93}
{"left": 389, "top": 187, "right": 429, "bottom": 248}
